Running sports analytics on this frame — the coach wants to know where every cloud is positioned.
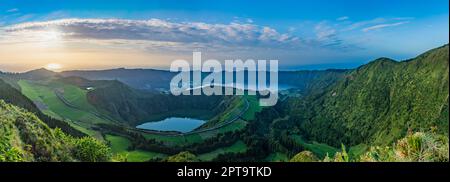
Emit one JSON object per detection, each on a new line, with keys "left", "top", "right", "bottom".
{"left": 344, "top": 18, "right": 386, "bottom": 31}
{"left": 362, "top": 21, "right": 410, "bottom": 32}
{"left": 4, "top": 18, "right": 300, "bottom": 50}
{"left": 337, "top": 16, "right": 349, "bottom": 21}
{"left": 6, "top": 8, "right": 19, "bottom": 13}
{"left": 315, "top": 22, "right": 337, "bottom": 40}
{"left": 342, "top": 17, "right": 413, "bottom": 32}
{"left": 314, "top": 21, "right": 348, "bottom": 49}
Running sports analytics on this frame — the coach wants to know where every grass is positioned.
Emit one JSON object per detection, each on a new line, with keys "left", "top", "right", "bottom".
{"left": 105, "top": 134, "right": 131, "bottom": 153}
{"left": 142, "top": 132, "right": 204, "bottom": 146}
{"left": 18, "top": 79, "right": 110, "bottom": 139}
{"left": 198, "top": 119, "right": 247, "bottom": 139}
{"left": 348, "top": 144, "right": 369, "bottom": 158}
{"left": 105, "top": 134, "right": 166, "bottom": 162}
{"left": 197, "top": 140, "right": 247, "bottom": 161}
{"left": 58, "top": 83, "right": 99, "bottom": 112}
{"left": 126, "top": 150, "right": 167, "bottom": 162}
{"left": 291, "top": 135, "right": 339, "bottom": 158}
{"left": 241, "top": 94, "right": 263, "bottom": 121}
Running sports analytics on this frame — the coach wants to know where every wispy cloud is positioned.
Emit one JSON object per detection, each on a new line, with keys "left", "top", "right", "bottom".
{"left": 315, "top": 22, "right": 337, "bottom": 40}
{"left": 343, "top": 18, "right": 386, "bottom": 31}
{"left": 341, "top": 17, "right": 413, "bottom": 33}
{"left": 6, "top": 8, "right": 19, "bottom": 13}
{"left": 337, "top": 16, "right": 349, "bottom": 21}
{"left": 362, "top": 21, "right": 410, "bottom": 32}
{"left": 314, "top": 21, "right": 347, "bottom": 48}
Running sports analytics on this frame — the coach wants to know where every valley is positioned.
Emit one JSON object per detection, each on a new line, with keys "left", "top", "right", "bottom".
{"left": 1, "top": 44, "right": 449, "bottom": 162}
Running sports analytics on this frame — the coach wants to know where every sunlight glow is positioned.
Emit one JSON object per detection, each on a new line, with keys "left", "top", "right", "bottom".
{"left": 40, "top": 30, "right": 62, "bottom": 42}
{"left": 45, "top": 63, "right": 63, "bottom": 71}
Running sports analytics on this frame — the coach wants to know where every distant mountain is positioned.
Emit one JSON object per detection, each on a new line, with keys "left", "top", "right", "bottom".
{"left": 284, "top": 44, "right": 449, "bottom": 147}
{"left": 16, "top": 68, "right": 58, "bottom": 80}
{"left": 61, "top": 68, "right": 177, "bottom": 90}
{"left": 60, "top": 68, "right": 347, "bottom": 98}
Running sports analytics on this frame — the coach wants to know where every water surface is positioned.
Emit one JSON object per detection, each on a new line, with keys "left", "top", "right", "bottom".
{"left": 136, "top": 117, "right": 205, "bottom": 133}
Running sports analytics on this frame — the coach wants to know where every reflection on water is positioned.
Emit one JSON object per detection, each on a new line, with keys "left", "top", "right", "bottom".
{"left": 136, "top": 117, "right": 205, "bottom": 133}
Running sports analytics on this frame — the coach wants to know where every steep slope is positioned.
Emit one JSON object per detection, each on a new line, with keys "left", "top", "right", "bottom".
{"left": 1, "top": 100, "right": 74, "bottom": 161}
{"left": 0, "top": 79, "right": 85, "bottom": 137}
{"left": 1, "top": 99, "right": 112, "bottom": 162}
{"left": 286, "top": 44, "right": 449, "bottom": 147}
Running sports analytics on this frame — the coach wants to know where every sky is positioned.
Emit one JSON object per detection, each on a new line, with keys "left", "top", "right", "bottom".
{"left": 0, "top": 0, "right": 448, "bottom": 72}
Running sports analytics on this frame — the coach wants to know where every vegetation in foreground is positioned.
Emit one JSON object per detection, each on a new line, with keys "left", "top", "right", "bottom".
{"left": 290, "top": 131, "right": 449, "bottom": 162}
{"left": 0, "top": 100, "right": 111, "bottom": 162}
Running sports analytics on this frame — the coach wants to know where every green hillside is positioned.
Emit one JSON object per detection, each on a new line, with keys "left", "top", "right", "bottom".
{"left": 286, "top": 44, "right": 449, "bottom": 147}
{"left": 0, "top": 79, "right": 85, "bottom": 137}
{"left": 0, "top": 100, "right": 111, "bottom": 162}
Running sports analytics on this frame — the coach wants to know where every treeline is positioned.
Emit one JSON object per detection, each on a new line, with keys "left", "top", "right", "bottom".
{"left": 0, "top": 79, "right": 85, "bottom": 137}
{"left": 213, "top": 106, "right": 300, "bottom": 162}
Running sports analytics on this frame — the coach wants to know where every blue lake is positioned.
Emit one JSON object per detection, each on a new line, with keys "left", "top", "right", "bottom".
{"left": 136, "top": 117, "right": 206, "bottom": 133}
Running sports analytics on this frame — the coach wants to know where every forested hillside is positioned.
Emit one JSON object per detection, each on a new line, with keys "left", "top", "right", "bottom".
{"left": 284, "top": 44, "right": 449, "bottom": 147}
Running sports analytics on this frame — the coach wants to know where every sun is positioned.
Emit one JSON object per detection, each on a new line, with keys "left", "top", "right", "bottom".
{"left": 45, "top": 63, "right": 63, "bottom": 71}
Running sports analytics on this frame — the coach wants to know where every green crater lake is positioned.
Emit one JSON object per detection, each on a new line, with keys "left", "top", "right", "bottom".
{"left": 136, "top": 117, "right": 206, "bottom": 133}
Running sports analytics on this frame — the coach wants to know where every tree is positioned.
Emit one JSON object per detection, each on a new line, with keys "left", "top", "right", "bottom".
{"left": 72, "top": 137, "right": 111, "bottom": 162}
{"left": 290, "top": 151, "right": 319, "bottom": 162}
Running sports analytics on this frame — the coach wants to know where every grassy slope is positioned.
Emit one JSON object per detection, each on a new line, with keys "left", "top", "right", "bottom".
{"left": 197, "top": 140, "right": 248, "bottom": 161}
{"left": 0, "top": 100, "right": 73, "bottom": 161}
{"left": 18, "top": 79, "right": 109, "bottom": 138}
